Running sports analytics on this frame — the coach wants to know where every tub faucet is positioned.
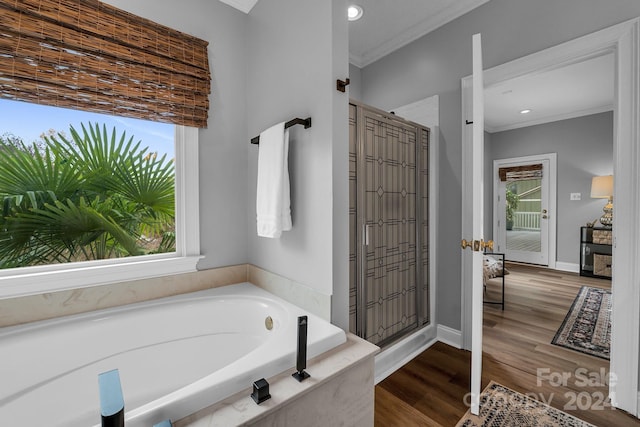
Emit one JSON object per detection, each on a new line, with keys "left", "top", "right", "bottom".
{"left": 292, "top": 315, "right": 310, "bottom": 382}
{"left": 98, "top": 369, "right": 124, "bottom": 427}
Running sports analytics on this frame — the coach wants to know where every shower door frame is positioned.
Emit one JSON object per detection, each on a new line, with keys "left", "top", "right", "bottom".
{"left": 352, "top": 101, "right": 429, "bottom": 347}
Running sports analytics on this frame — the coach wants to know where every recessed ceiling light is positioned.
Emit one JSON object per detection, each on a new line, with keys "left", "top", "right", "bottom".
{"left": 520, "top": 109, "right": 532, "bottom": 114}
{"left": 348, "top": 5, "right": 363, "bottom": 21}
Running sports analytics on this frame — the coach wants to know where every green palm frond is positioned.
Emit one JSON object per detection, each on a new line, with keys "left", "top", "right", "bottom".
{"left": 0, "top": 141, "right": 78, "bottom": 212}
{"left": 0, "top": 197, "right": 142, "bottom": 267}
{"left": 0, "top": 122, "right": 175, "bottom": 269}
{"left": 47, "top": 123, "right": 175, "bottom": 217}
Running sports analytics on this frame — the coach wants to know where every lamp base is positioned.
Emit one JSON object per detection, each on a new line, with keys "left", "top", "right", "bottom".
{"left": 599, "top": 200, "right": 613, "bottom": 227}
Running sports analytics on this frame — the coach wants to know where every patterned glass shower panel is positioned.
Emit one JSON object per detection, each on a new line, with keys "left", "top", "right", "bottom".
{"left": 419, "top": 127, "right": 430, "bottom": 326}
{"left": 362, "top": 112, "right": 418, "bottom": 345}
{"left": 348, "top": 104, "right": 358, "bottom": 333}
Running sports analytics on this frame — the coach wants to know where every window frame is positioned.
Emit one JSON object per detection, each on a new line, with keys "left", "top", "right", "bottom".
{"left": 0, "top": 125, "right": 201, "bottom": 299}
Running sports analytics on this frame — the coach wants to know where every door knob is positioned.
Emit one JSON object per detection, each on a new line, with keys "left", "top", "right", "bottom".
{"left": 461, "top": 239, "right": 473, "bottom": 250}
{"left": 542, "top": 209, "right": 548, "bottom": 214}
{"left": 542, "top": 215, "right": 548, "bottom": 219}
{"left": 482, "top": 240, "right": 494, "bottom": 251}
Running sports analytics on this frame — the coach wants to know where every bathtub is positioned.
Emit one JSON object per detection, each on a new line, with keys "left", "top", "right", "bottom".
{"left": 0, "top": 282, "right": 346, "bottom": 426}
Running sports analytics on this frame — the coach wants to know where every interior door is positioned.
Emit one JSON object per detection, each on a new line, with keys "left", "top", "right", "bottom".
{"left": 465, "top": 33, "right": 486, "bottom": 416}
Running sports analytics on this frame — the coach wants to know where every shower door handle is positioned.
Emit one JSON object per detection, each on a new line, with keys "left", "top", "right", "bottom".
{"left": 363, "top": 224, "right": 371, "bottom": 246}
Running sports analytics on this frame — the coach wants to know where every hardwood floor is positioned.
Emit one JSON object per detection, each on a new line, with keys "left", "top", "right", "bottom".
{"left": 375, "top": 264, "right": 640, "bottom": 426}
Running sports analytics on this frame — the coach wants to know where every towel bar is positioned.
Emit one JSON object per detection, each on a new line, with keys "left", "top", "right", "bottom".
{"left": 251, "top": 117, "right": 312, "bottom": 144}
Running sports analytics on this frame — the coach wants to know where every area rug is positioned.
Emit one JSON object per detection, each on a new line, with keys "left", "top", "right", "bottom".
{"left": 551, "top": 286, "right": 611, "bottom": 360}
{"left": 455, "top": 382, "right": 595, "bottom": 427}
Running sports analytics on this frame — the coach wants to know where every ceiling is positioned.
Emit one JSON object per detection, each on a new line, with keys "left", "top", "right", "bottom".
{"left": 485, "top": 53, "right": 614, "bottom": 133}
{"left": 219, "top": 0, "right": 614, "bottom": 131}
{"left": 219, "top": 0, "right": 491, "bottom": 68}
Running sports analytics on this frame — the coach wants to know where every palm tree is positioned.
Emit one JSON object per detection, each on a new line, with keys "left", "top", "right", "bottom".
{"left": 505, "top": 188, "right": 520, "bottom": 231}
{"left": 0, "top": 123, "right": 175, "bottom": 269}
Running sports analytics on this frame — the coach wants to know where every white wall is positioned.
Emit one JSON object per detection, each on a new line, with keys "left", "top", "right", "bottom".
{"left": 489, "top": 112, "right": 614, "bottom": 265}
{"left": 358, "top": 0, "right": 640, "bottom": 330}
{"left": 101, "top": 0, "right": 249, "bottom": 270}
{"left": 246, "top": 0, "right": 349, "bottom": 318}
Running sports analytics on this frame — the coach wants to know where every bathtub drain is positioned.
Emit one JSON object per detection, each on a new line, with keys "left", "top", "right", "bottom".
{"left": 265, "top": 316, "right": 273, "bottom": 330}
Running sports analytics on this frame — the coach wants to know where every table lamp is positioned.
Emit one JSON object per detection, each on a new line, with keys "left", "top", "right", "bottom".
{"left": 590, "top": 175, "right": 613, "bottom": 227}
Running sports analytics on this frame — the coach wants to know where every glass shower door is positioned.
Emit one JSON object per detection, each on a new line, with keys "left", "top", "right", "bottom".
{"left": 358, "top": 108, "right": 420, "bottom": 346}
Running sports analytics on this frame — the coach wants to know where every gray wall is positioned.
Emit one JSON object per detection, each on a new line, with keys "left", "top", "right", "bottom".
{"left": 349, "top": 63, "right": 363, "bottom": 101}
{"left": 484, "top": 131, "right": 493, "bottom": 239}
{"left": 489, "top": 112, "right": 614, "bottom": 265}
{"left": 331, "top": 1, "right": 350, "bottom": 330}
{"left": 102, "top": 0, "right": 350, "bottom": 328}
{"left": 102, "top": 0, "right": 249, "bottom": 270}
{"left": 359, "top": 0, "right": 640, "bottom": 330}
{"left": 246, "top": 0, "right": 348, "bottom": 306}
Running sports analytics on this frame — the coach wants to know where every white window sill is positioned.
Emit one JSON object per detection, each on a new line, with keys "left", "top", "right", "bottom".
{"left": 0, "top": 255, "right": 202, "bottom": 300}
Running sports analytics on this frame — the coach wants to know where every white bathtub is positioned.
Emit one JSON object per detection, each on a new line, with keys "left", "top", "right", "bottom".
{"left": 0, "top": 282, "right": 346, "bottom": 426}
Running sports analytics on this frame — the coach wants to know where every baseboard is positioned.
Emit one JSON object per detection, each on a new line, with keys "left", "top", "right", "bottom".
{"left": 637, "top": 392, "right": 640, "bottom": 418}
{"left": 374, "top": 325, "right": 437, "bottom": 384}
{"left": 437, "top": 324, "right": 463, "bottom": 349}
{"left": 554, "top": 262, "right": 579, "bottom": 273}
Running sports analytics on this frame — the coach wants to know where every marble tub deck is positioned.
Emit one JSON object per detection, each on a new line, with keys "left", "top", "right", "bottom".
{"left": 175, "top": 333, "right": 379, "bottom": 427}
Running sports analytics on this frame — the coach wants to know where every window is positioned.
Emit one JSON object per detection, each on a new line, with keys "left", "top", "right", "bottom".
{"left": 0, "top": 0, "right": 208, "bottom": 298}
{"left": 0, "top": 100, "right": 200, "bottom": 299}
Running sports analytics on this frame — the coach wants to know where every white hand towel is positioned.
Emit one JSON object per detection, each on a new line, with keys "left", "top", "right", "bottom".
{"left": 256, "top": 122, "right": 292, "bottom": 238}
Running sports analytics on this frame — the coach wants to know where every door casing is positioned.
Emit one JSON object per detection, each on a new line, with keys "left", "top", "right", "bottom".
{"left": 461, "top": 18, "right": 640, "bottom": 415}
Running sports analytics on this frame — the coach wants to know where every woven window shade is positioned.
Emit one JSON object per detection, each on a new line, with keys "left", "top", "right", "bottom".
{"left": 0, "top": 0, "right": 211, "bottom": 128}
{"left": 499, "top": 164, "right": 543, "bottom": 182}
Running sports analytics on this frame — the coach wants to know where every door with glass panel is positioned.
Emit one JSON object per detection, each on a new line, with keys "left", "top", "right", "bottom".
{"left": 348, "top": 102, "right": 429, "bottom": 347}
{"left": 494, "top": 158, "right": 551, "bottom": 265}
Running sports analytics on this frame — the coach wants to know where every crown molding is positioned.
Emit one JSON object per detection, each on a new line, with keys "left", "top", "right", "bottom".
{"left": 218, "top": 0, "right": 259, "bottom": 14}
{"left": 353, "top": 0, "right": 491, "bottom": 68}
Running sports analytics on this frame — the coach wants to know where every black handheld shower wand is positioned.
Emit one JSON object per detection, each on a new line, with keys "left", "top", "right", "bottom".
{"left": 292, "top": 315, "right": 310, "bottom": 382}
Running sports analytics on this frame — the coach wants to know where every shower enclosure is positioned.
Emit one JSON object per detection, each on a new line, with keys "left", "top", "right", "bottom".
{"left": 349, "top": 101, "right": 430, "bottom": 346}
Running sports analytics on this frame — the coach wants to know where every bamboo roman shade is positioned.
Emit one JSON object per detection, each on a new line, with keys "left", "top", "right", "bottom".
{"left": 499, "top": 164, "right": 543, "bottom": 182}
{"left": 0, "top": 0, "right": 211, "bottom": 128}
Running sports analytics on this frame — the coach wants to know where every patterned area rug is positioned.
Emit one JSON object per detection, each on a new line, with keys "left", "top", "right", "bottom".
{"left": 455, "top": 382, "right": 595, "bottom": 427}
{"left": 551, "top": 286, "right": 611, "bottom": 360}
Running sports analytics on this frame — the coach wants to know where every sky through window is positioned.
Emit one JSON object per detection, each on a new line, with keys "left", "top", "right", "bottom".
{"left": 0, "top": 99, "right": 173, "bottom": 157}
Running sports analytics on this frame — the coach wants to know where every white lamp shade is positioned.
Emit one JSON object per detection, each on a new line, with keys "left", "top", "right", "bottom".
{"left": 590, "top": 175, "right": 613, "bottom": 199}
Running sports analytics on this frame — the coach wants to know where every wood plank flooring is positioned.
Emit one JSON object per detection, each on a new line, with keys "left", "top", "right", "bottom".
{"left": 375, "top": 263, "right": 640, "bottom": 426}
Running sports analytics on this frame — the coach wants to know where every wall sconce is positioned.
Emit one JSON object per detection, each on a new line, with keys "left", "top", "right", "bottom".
{"left": 590, "top": 175, "right": 613, "bottom": 227}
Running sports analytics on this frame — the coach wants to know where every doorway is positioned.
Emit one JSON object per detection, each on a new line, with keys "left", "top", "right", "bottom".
{"left": 461, "top": 18, "right": 640, "bottom": 415}
{"left": 493, "top": 154, "right": 557, "bottom": 266}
